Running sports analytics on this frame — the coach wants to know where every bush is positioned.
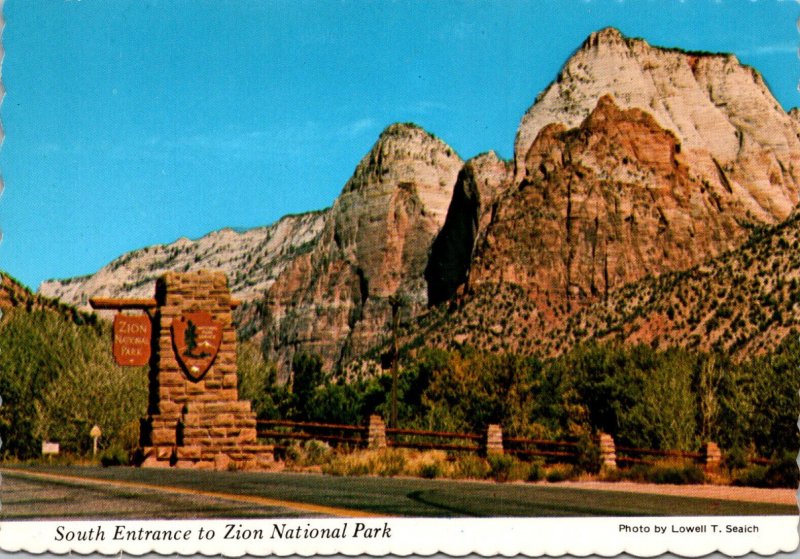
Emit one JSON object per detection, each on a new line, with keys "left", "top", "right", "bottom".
{"left": 647, "top": 464, "right": 705, "bottom": 485}
{"left": 317, "top": 448, "right": 415, "bottom": 477}
{"left": 731, "top": 465, "right": 769, "bottom": 488}
{"left": 452, "top": 454, "right": 490, "bottom": 480}
{"left": 99, "top": 445, "right": 129, "bottom": 467}
{"left": 623, "top": 462, "right": 705, "bottom": 485}
{"left": 527, "top": 461, "right": 544, "bottom": 482}
{"left": 302, "top": 440, "right": 333, "bottom": 466}
{"left": 576, "top": 435, "right": 601, "bottom": 474}
{"left": 418, "top": 461, "right": 443, "bottom": 479}
{"left": 733, "top": 454, "right": 799, "bottom": 488}
{"left": 284, "top": 440, "right": 335, "bottom": 469}
{"left": 487, "top": 454, "right": 515, "bottom": 482}
{"left": 371, "top": 449, "right": 407, "bottom": 477}
{"left": 723, "top": 446, "right": 749, "bottom": 470}
{"left": 545, "top": 464, "right": 577, "bottom": 482}
{"left": 321, "top": 453, "right": 370, "bottom": 477}
{"left": 764, "top": 453, "right": 799, "bottom": 488}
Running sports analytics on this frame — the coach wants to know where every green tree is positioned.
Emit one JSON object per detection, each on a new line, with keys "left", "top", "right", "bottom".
{"left": 291, "top": 351, "right": 325, "bottom": 419}
{"left": 618, "top": 349, "right": 698, "bottom": 450}
{"left": 237, "top": 340, "right": 290, "bottom": 419}
{"left": 0, "top": 308, "right": 147, "bottom": 457}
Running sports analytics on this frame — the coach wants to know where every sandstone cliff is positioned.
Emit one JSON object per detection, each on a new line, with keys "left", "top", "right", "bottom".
{"left": 39, "top": 211, "right": 327, "bottom": 309}
{"left": 36, "top": 27, "right": 800, "bottom": 374}
{"left": 418, "top": 28, "right": 800, "bottom": 356}
{"left": 550, "top": 211, "right": 800, "bottom": 358}
{"left": 515, "top": 28, "right": 800, "bottom": 222}
{"left": 425, "top": 151, "right": 513, "bottom": 306}
{"left": 260, "top": 123, "right": 463, "bottom": 376}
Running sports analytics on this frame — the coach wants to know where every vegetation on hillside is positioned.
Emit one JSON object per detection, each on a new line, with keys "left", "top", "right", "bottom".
{"left": 0, "top": 307, "right": 147, "bottom": 458}
{"left": 240, "top": 337, "right": 799, "bottom": 462}
{"left": 1, "top": 267, "right": 795, "bottom": 488}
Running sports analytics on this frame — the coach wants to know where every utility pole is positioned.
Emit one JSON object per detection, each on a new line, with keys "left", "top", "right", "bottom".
{"left": 388, "top": 294, "right": 405, "bottom": 429}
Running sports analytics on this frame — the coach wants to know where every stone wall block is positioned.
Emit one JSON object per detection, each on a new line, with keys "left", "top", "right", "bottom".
{"left": 703, "top": 441, "right": 722, "bottom": 471}
{"left": 598, "top": 433, "right": 617, "bottom": 470}
{"left": 367, "top": 415, "right": 386, "bottom": 448}
{"left": 151, "top": 428, "right": 176, "bottom": 446}
{"left": 485, "top": 424, "right": 503, "bottom": 455}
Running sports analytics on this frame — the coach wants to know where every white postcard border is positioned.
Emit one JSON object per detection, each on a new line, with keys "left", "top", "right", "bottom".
{"left": 0, "top": 516, "right": 796, "bottom": 557}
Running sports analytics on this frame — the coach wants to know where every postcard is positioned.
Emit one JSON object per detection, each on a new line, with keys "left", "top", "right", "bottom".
{"left": 0, "top": 1, "right": 797, "bottom": 557}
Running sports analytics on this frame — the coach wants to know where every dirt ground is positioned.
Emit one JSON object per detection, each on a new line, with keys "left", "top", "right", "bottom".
{"left": 555, "top": 480, "right": 797, "bottom": 506}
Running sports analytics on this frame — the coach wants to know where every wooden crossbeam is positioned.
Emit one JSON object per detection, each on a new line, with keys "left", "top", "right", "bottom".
{"left": 89, "top": 297, "right": 241, "bottom": 310}
{"left": 90, "top": 297, "right": 157, "bottom": 310}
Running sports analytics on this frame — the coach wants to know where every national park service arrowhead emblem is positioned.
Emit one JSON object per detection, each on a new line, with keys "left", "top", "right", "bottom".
{"left": 171, "top": 311, "right": 222, "bottom": 381}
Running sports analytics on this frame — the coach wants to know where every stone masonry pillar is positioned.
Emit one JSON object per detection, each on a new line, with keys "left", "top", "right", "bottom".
{"left": 485, "top": 424, "right": 503, "bottom": 455}
{"left": 367, "top": 415, "right": 387, "bottom": 449}
{"left": 140, "top": 270, "right": 273, "bottom": 470}
{"left": 702, "top": 441, "right": 721, "bottom": 472}
{"left": 598, "top": 433, "right": 617, "bottom": 470}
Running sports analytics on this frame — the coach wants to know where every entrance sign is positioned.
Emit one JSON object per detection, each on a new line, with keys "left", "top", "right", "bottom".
{"left": 171, "top": 311, "right": 222, "bottom": 381}
{"left": 112, "top": 314, "right": 151, "bottom": 366}
{"left": 91, "top": 271, "right": 272, "bottom": 471}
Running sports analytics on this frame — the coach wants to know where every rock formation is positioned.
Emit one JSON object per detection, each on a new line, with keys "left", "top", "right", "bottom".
{"left": 551, "top": 211, "right": 800, "bottom": 359}
{"left": 515, "top": 28, "right": 800, "bottom": 222}
{"left": 261, "top": 123, "right": 463, "bottom": 376}
{"left": 39, "top": 211, "right": 327, "bottom": 310}
{"left": 37, "top": 27, "right": 800, "bottom": 373}
{"left": 419, "top": 28, "right": 800, "bottom": 355}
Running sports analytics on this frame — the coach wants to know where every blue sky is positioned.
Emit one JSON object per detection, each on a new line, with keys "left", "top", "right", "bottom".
{"left": 1, "top": 0, "right": 799, "bottom": 290}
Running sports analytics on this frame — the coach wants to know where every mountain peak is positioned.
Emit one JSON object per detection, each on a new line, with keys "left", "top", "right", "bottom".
{"left": 582, "top": 26, "right": 628, "bottom": 49}
{"left": 515, "top": 28, "right": 800, "bottom": 221}
{"left": 344, "top": 122, "right": 461, "bottom": 195}
{"left": 374, "top": 122, "right": 454, "bottom": 154}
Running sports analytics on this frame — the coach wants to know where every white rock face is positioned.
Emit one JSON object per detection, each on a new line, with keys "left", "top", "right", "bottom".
{"left": 262, "top": 123, "right": 463, "bottom": 375}
{"left": 38, "top": 211, "right": 327, "bottom": 308}
{"left": 515, "top": 27, "right": 800, "bottom": 222}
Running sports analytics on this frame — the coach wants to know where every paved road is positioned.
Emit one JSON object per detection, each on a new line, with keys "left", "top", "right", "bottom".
{"left": 1, "top": 466, "right": 795, "bottom": 519}
{"left": 1, "top": 469, "right": 334, "bottom": 520}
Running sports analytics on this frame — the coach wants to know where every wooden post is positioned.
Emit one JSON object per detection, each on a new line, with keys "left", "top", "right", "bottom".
{"left": 485, "top": 424, "right": 503, "bottom": 455}
{"left": 598, "top": 433, "right": 617, "bottom": 470}
{"left": 367, "top": 415, "right": 386, "bottom": 449}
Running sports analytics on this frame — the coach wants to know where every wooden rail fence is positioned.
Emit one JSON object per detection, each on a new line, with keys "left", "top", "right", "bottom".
{"left": 256, "top": 416, "right": 773, "bottom": 469}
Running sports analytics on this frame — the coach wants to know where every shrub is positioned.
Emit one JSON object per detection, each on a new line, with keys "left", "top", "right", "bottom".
{"left": 302, "top": 440, "right": 333, "bottom": 466}
{"left": 623, "top": 461, "right": 705, "bottom": 485}
{"left": 576, "top": 435, "right": 601, "bottom": 474}
{"left": 418, "top": 461, "right": 443, "bottom": 479}
{"left": 647, "top": 463, "right": 705, "bottom": 485}
{"left": 284, "top": 440, "right": 334, "bottom": 469}
{"left": 321, "top": 453, "right": 370, "bottom": 477}
{"left": 487, "top": 454, "right": 515, "bottom": 482}
{"left": 734, "top": 454, "right": 799, "bottom": 488}
{"left": 731, "top": 465, "right": 769, "bottom": 488}
{"left": 99, "top": 445, "right": 129, "bottom": 467}
{"left": 764, "top": 453, "right": 799, "bottom": 488}
{"left": 545, "top": 464, "right": 577, "bottom": 482}
{"left": 527, "top": 461, "right": 544, "bottom": 482}
{"left": 452, "top": 454, "right": 490, "bottom": 480}
{"left": 508, "top": 459, "right": 536, "bottom": 482}
{"left": 371, "top": 449, "right": 407, "bottom": 477}
{"left": 723, "top": 446, "right": 749, "bottom": 470}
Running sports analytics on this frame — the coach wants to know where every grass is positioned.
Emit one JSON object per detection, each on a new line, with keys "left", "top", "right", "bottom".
{"left": 1, "top": 465, "right": 794, "bottom": 519}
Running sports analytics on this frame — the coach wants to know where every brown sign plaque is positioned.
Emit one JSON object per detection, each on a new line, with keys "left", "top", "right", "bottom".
{"left": 113, "top": 314, "right": 152, "bottom": 366}
{"left": 172, "top": 311, "right": 222, "bottom": 381}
